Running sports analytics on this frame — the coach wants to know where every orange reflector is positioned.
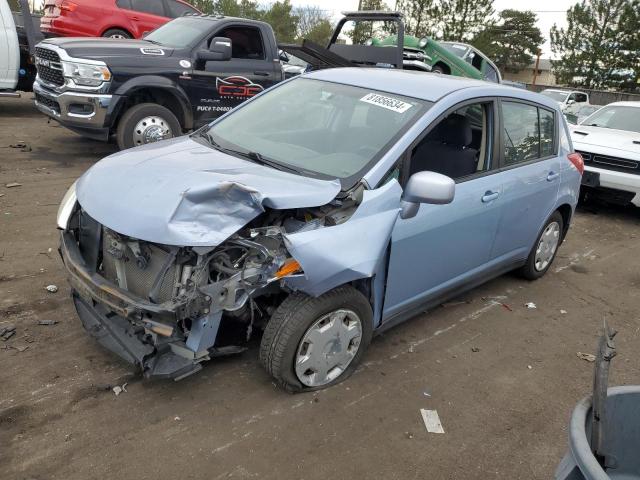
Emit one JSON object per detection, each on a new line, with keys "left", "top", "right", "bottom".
{"left": 275, "top": 259, "right": 301, "bottom": 278}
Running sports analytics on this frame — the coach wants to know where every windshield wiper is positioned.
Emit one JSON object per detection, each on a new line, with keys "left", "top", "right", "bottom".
{"left": 197, "top": 131, "right": 299, "bottom": 174}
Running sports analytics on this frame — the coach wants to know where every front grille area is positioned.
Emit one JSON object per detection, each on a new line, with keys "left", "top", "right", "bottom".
{"left": 34, "top": 92, "right": 60, "bottom": 114}
{"left": 101, "top": 230, "right": 178, "bottom": 304}
{"left": 35, "top": 46, "right": 65, "bottom": 86}
{"left": 577, "top": 150, "right": 640, "bottom": 175}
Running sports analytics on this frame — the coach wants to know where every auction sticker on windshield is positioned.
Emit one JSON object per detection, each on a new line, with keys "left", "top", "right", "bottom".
{"left": 360, "top": 93, "right": 413, "bottom": 113}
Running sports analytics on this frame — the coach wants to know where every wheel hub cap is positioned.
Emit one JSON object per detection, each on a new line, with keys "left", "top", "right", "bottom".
{"left": 133, "top": 116, "right": 173, "bottom": 146}
{"left": 534, "top": 221, "right": 560, "bottom": 271}
{"left": 295, "top": 309, "right": 362, "bottom": 387}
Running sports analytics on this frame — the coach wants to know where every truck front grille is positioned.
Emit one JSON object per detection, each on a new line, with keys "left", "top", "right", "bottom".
{"left": 101, "top": 230, "right": 179, "bottom": 304}
{"left": 577, "top": 150, "right": 640, "bottom": 175}
{"left": 35, "top": 47, "right": 65, "bottom": 87}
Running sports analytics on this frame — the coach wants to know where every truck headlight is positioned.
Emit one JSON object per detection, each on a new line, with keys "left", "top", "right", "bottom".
{"left": 418, "top": 37, "right": 428, "bottom": 48}
{"left": 62, "top": 61, "right": 111, "bottom": 87}
{"left": 57, "top": 181, "right": 78, "bottom": 230}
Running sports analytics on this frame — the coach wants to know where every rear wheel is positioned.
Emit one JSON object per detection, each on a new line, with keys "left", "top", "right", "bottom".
{"left": 520, "top": 211, "right": 564, "bottom": 280}
{"left": 116, "top": 103, "right": 181, "bottom": 150}
{"left": 259, "top": 286, "right": 373, "bottom": 392}
{"left": 432, "top": 64, "right": 447, "bottom": 74}
{"left": 103, "top": 29, "right": 132, "bottom": 39}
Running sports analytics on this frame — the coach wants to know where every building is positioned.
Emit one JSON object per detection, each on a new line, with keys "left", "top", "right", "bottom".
{"left": 503, "top": 58, "right": 556, "bottom": 86}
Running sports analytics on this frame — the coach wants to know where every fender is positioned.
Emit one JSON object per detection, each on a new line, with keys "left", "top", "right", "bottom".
{"left": 112, "top": 76, "right": 194, "bottom": 130}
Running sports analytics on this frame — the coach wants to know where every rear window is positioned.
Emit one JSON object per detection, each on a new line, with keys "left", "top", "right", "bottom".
{"left": 166, "top": 0, "right": 197, "bottom": 17}
{"left": 129, "top": 0, "right": 166, "bottom": 17}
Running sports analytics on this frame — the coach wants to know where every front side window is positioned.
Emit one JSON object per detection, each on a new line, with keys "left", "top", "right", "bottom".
{"left": 130, "top": 0, "right": 166, "bottom": 16}
{"left": 202, "top": 78, "right": 428, "bottom": 185}
{"left": 408, "top": 101, "right": 493, "bottom": 181}
{"left": 217, "top": 26, "right": 265, "bottom": 59}
{"left": 502, "top": 101, "right": 556, "bottom": 165}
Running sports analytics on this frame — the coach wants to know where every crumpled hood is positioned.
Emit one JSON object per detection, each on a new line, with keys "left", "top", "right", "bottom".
{"left": 571, "top": 125, "right": 640, "bottom": 158}
{"left": 76, "top": 137, "right": 341, "bottom": 246}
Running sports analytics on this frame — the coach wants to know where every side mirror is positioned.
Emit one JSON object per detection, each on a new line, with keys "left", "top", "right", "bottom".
{"left": 400, "top": 171, "right": 455, "bottom": 219}
{"left": 197, "top": 37, "right": 232, "bottom": 62}
{"left": 566, "top": 99, "right": 575, "bottom": 105}
{"left": 279, "top": 50, "right": 290, "bottom": 63}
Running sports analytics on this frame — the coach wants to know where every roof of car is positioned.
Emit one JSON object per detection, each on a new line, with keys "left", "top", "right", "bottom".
{"left": 604, "top": 101, "right": 640, "bottom": 108}
{"left": 304, "top": 68, "right": 548, "bottom": 104}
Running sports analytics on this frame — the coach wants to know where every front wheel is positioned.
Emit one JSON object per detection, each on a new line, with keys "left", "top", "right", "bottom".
{"left": 102, "top": 29, "right": 132, "bottom": 39}
{"left": 519, "top": 211, "right": 564, "bottom": 280}
{"left": 259, "top": 286, "right": 373, "bottom": 392}
{"left": 116, "top": 103, "right": 181, "bottom": 150}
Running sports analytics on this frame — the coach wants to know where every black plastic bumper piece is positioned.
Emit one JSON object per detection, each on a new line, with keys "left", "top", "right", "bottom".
{"left": 73, "top": 294, "right": 202, "bottom": 380}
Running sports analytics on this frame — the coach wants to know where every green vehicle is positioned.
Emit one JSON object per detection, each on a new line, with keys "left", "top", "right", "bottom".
{"left": 372, "top": 35, "right": 502, "bottom": 83}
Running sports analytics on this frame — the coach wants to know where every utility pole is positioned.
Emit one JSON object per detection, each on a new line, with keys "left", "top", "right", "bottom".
{"left": 532, "top": 49, "right": 541, "bottom": 87}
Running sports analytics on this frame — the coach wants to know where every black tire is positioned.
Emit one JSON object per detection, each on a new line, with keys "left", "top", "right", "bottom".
{"left": 432, "top": 64, "right": 447, "bottom": 74}
{"left": 116, "top": 103, "right": 181, "bottom": 150}
{"left": 519, "top": 211, "right": 564, "bottom": 280}
{"left": 102, "top": 28, "right": 132, "bottom": 39}
{"left": 259, "top": 285, "right": 373, "bottom": 393}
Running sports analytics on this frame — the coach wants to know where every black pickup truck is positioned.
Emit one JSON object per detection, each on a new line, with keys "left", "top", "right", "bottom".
{"left": 32, "top": 11, "right": 424, "bottom": 149}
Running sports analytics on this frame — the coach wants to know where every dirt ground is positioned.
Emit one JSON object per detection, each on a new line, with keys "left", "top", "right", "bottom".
{"left": 1, "top": 95, "right": 639, "bottom": 480}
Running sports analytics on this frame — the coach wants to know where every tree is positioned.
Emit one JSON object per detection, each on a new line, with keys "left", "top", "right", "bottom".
{"left": 262, "top": 0, "right": 298, "bottom": 43}
{"left": 432, "top": 0, "right": 494, "bottom": 42}
{"left": 350, "top": 0, "right": 390, "bottom": 44}
{"left": 211, "top": 0, "right": 262, "bottom": 19}
{"left": 472, "top": 10, "right": 543, "bottom": 74}
{"left": 396, "top": 0, "right": 436, "bottom": 38}
{"left": 550, "top": 0, "right": 640, "bottom": 90}
{"left": 294, "top": 5, "right": 333, "bottom": 44}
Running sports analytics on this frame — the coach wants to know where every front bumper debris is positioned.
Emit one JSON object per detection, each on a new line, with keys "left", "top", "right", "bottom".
{"left": 59, "top": 231, "right": 219, "bottom": 380}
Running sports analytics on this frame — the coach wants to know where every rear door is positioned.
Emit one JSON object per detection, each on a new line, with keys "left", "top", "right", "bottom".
{"left": 119, "top": 0, "right": 169, "bottom": 37}
{"left": 185, "top": 24, "right": 282, "bottom": 127}
{"left": 490, "top": 99, "right": 561, "bottom": 261}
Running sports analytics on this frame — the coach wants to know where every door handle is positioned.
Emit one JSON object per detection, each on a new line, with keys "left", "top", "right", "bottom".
{"left": 253, "top": 71, "right": 270, "bottom": 76}
{"left": 130, "top": 15, "right": 140, "bottom": 20}
{"left": 547, "top": 171, "right": 560, "bottom": 181}
{"left": 481, "top": 191, "right": 500, "bottom": 203}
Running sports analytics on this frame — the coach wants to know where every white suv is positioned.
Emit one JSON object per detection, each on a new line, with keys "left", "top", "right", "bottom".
{"left": 571, "top": 101, "right": 640, "bottom": 207}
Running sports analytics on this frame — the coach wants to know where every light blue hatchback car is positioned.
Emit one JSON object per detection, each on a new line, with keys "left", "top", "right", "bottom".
{"left": 57, "top": 68, "right": 583, "bottom": 391}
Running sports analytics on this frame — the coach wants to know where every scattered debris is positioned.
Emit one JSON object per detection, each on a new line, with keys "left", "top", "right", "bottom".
{"left": 9, "top": 142, "right": 31, "bottom": 152}
{"left": 420, "top": 409, "right": 445, "bottom": 434}
{"left": 560, "top": 309, "right": 568, "bottom": 315}
{"left": 14, "top": 345, "right": 29, "bottom": 352}
{"left": 471, "top": 347, "right": 480, "bottom": 353}
{"left": 577, "top": 352, "right": 596, "bottom": 362}
{"left": 45, "top": 284, "right": 58, "bottom": 293}
{"left": 0, "top": 193, "right": 4, "bottom": 197}
{"left": 65, "top": 434, "right": 72, "bottom": 442}
{"left": 442, "top": 299, "right": 471, "bottom": 308}
{"left": 525, "top": 302, "right": 537, "bottom": 309}
{"left": 38, "top": 319, "right": 58, "bottom": 326}
{"left": 112, "top": 383, "right": 128, "bottom": 396}
{"left": 405, "top": 431, "right": 414, "bottom": 439}
{"left": 1, "top": 326, "right": 16, "bottom": 341}
{"left": 174, "top": 416, "right": 181, "bottom": 421}
{"left": 527, "top": 365, "right": 533, "bottom": 370}
{"left": 501, "top": 303, "right": 513, "bottom": 312}
{"left": 5, "top": 182, "right": 22, "bottom": 188}
{"left": 423, "top": 391, "right": 431, "bottom": 397}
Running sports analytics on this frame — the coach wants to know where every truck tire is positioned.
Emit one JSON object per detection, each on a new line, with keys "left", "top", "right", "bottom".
{"left": 519, "top": 211, "right": 564, "bottom": 280}
{"left": 116, "top": 103, "right": 181, "bottom": 150}
{"left": 103, "top": 29, "right": 132, "bottom": 39}
{"left": 259, "top": 285, "right": 373, "bottom": 393}
{"left": 432, "top": 64, "right": 447, "bottom": 74}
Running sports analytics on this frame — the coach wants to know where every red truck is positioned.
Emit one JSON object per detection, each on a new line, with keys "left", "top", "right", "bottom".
{"left": 40, "top": 0, "right": 200, "bottom": 39}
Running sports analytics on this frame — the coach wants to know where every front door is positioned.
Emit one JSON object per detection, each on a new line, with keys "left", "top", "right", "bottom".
{"left": 383, "top": 100, "right": 504, "bottom": 319}
{"left": 185, "top": 25, "right": 281, "bottom": 128}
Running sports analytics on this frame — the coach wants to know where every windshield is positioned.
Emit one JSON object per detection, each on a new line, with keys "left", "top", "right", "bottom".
{"left": 145, "top": 17, "right": 213, "bottom": 48}
{"left": 582, "top": 105, "right": 640, "bottom": 133}
{"left": 441, "top": 43, "right": 469, "bottom": 58}
{"left": 203, "top": 78, "right": 427, "bottom": 185}
{"left": 541, "top": 90, "right": 569, "bottom": 102}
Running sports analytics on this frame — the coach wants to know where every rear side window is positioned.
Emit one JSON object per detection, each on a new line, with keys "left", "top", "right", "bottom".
{"left": 130, "top": 0, "right": 166, "bottom": 16}
{"left": 165, "top": 0, "right": 197, "bottom": 17}
{"left": 502, "top": 101, "right": 556, "bottom": 165}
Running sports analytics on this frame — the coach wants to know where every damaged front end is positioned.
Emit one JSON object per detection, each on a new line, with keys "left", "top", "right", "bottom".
{"left": 59, "top": 191, "right": 366, "bottom": 380}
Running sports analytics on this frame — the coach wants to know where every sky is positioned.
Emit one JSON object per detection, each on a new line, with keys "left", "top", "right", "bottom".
{"left": 289, "top": 0, "right": 577, "bottom": 56}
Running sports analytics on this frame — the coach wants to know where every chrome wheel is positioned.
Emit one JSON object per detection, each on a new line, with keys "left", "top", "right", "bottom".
{"left": 295, "top": 309, "right": 362, "bottom": 387}
{"left": 110, "top": 34, "right": 128, "bottom": 39}
{"left": 534, "top": 221, "right": 560, "bottom": 271}
{"left": 133, "top": 116, "right": 173, "bottom": 145}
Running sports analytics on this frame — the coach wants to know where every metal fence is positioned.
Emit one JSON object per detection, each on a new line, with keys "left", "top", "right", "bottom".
{"left": 526, "top": 84, "right": 640, "bottom": 106}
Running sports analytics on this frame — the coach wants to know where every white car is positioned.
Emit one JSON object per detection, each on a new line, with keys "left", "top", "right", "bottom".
{"left": 571, "top": 101, "right": 640, "bottom": 207}
{"left": 541, "top": 89, "right": 589, "bottom": 112}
